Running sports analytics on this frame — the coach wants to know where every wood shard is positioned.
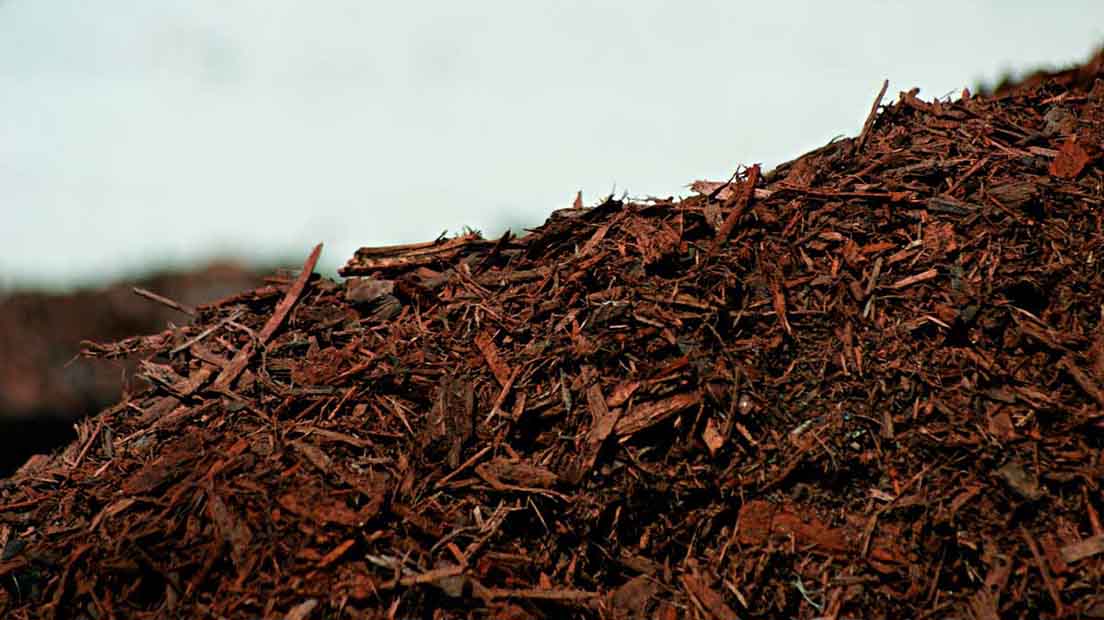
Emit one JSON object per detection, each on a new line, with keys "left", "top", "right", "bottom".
{"left": 889, "top": 268, "right": 938, "bottom": 290}
{"left": 1049, "top": 137, "right": 1091, "bottom": 179}
{"left": 564, "top": 384, "right": 622, "bottom": 484}
{"left": 211, "top": 243, "right": 322, "bottom": 392}
{"left": 475, "top": 332, "right": 513, "bottom": 387}
{"left": 1060, "top": 534, "right": 1104, "bottom": 564}
{"left": 681, "top": 571, "right": 740, "bottom": 620}
{"left": 614, "top": 391, "right": 702, "bottom": 436}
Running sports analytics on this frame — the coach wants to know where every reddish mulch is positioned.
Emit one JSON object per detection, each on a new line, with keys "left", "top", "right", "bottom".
{"left": 988, "top": 46, "right": 1104, "bottom": 97}
{"left": 0, "top": 264, "right": 263, "bottom": 475}
{"left": 2, "top": 66, "right": 1104, "bottom": 619}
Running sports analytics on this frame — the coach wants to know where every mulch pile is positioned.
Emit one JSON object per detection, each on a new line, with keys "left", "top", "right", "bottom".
{"left": 2, "top": 67, "right": 1104, "bottom": 620}
{"left": 988, "top": 47, "right": 1104, "bottom": 98}
{"left": 0, "top": 264, "right": 262, "bottom": 476}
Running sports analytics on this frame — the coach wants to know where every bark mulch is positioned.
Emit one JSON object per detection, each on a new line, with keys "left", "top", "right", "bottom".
{"left": 2, "top": 66, "right": 1103, "bottom": 619}
{"left": 0, "top": 264, "right": 262, "bottom": 476}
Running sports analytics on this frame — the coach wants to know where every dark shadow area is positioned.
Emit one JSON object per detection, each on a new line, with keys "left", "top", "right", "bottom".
{"left": 0, "top": 413, "right": 77, "bottom": 476}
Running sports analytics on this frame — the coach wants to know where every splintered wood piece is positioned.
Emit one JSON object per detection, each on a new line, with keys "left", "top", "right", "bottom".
{"left": 857, "top": 79, "right": 890, "bottom": 151}
{"left": 1049, "top": 137, "right": 1090, "bottom": 179}
{"left": 564, "top": 384, "right": 622, "bottom": 484}
{"left": 207, "top": 490, "right": 253, "bottom": 569}
{"left": 1060, "top": 534, "right": 1104, "bottom": 564}
{"left": 889, "top": 268, "right": 938, "bottom": 290}
{"left": 340, "top": 234, "right": 497, "bottom": 275}
{"left": 132, "top": 286, "right": 197, "bottom": 317}
{"left": 475, "top": 332, "right": 513, "bottom": 387}
{"left": 614, "top": 391, "right": 702, "bottom": 436}
{"left": 211, "top": 243, "right": 322, "bottom": 392}
{"left": 712, "top": 164, "right": 761, "bottom": 248}
{"left": 770, "top": 274, "right": 792, "bottom": 335}
{"left": 681, "top": 571, "right": 739, "bottom": 620}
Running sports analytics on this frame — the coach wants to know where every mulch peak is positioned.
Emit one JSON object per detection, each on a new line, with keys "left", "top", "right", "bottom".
{"left": 2, "top": 66, "right": 1104, "bottom": 619}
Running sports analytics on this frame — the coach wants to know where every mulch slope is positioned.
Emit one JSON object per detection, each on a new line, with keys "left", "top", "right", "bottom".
{"left": 0, "top": 264, "right": 263, "bottom": 476}
{"left": 0, "top": 263, "right": 262, "bottom": 421}
{"left": 989, "top": 46, "right": 1104, "bottom": 98}
{"left": 2, "top": 74, "right": 1103, "bottom": 620}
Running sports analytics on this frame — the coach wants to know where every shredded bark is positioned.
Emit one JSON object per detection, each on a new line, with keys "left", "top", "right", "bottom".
{"left": 3, "top": 55, "right": 1104, "bottom": 619}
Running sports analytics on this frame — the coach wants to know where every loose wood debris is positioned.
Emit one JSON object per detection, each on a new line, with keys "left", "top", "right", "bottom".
{"left": 0, "top": 264, "right": 263, "bottom": 475}
{"left": 3, "top": 62, "right": 1104, "bottom": 619}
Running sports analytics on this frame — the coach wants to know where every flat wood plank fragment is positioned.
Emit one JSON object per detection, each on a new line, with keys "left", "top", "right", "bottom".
{"left": 614, "top": 391, "right": 702, "bottom": 436}
{"left": 1060, "top": 534, "right": 1104, "bottom": 564}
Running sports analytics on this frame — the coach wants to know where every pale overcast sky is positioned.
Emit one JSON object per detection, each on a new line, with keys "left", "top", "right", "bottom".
{"left": 1, "top": 1, "right": 1102, "bottom": 289}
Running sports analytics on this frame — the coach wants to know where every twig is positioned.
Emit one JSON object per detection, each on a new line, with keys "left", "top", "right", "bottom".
{"left": 69, "top": 416, "right": 104, "bottom": 472}
{"left": 1020, "top": 525, "right": 1064, "bottom": 615}
{"left": 857, "top": 79, "right": 890, "bottom": 151}
{"left": 435, "top": 446, "right": 492, "bottom": 488}
{"left": 169, "top": 309, "right": 243, "bottom": 355}
{"left": 132, "top": 287, "right": 196, "bottom": 317}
